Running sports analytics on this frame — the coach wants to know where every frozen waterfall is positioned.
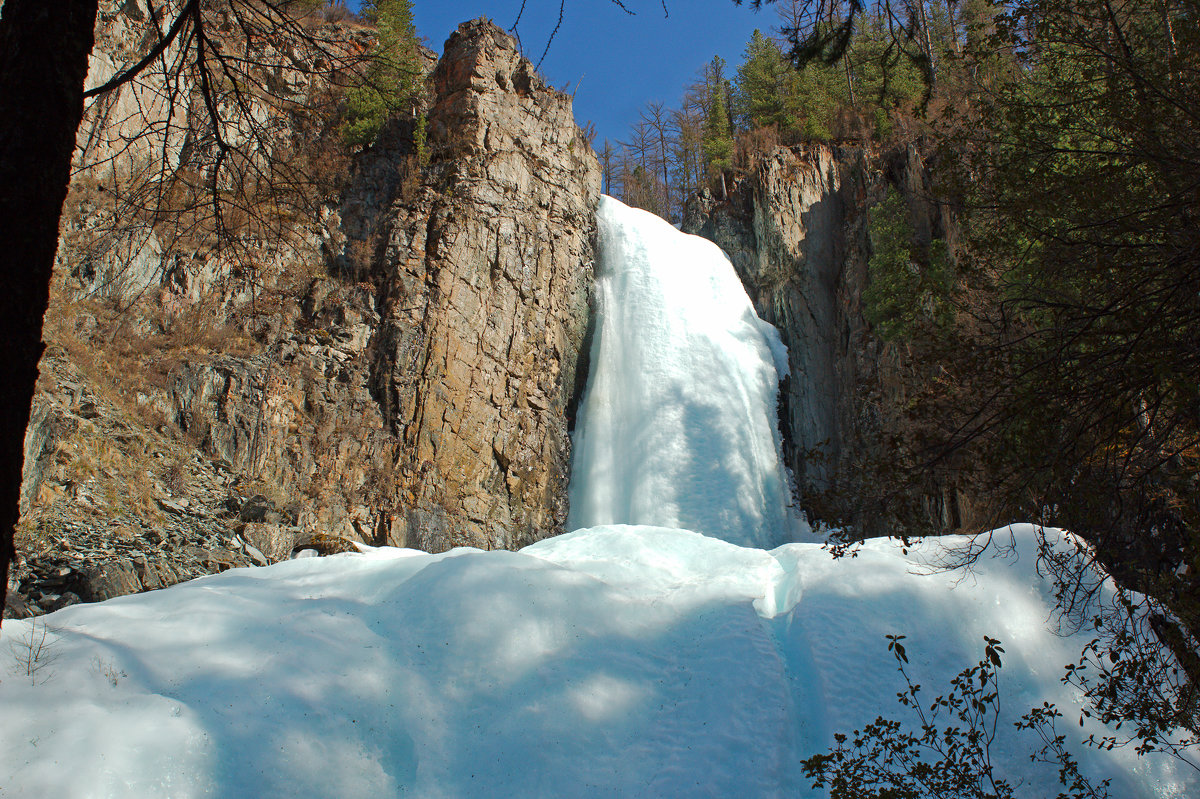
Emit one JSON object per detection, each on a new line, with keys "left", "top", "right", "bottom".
{"left": 1, "top": 198, "right": 1193, "bottom": 799}
{"left": 568, "top": 196, "right": 804, "bottom": 548}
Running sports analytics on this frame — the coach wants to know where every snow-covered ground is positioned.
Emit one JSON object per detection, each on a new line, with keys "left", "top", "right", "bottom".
{"left": 1, "top": 196, "right": 1193, "bottom": 797}
{"left": 1, "top": 526, "right": 1193, "bottom": 797}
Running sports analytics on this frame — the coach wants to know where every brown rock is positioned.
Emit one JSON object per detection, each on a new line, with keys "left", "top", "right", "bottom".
{"left": 14, "top": 16, "right": 599, "bottom": 616}
{"left": 372, "top": 19, "right": 599, "bottom": 551}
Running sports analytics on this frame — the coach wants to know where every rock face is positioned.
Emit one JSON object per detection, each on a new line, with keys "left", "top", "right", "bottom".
{"left": 368, "top": 19, "right": 599, "bottom": 551}
{"left": 60, "top": 1, "right": 382, "bottom": 307}
{"left": 11, "top": 16, "right": 599, "bottom": 617}
{"left": 684, "top": 143, "right": 971, "bottom": 538}
{"left": 686, "top": 146, "right": 861, "bottom": 497}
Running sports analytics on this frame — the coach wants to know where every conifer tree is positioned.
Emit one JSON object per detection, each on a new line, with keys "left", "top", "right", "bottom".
{"left": 701, "top": 56, "right": 734, "bottom": 198}
{"left": 733, "top": 30, "right": 795, "bottom": 131}
{"left": 342, "top": 0, "right": 423, "bottom": 148}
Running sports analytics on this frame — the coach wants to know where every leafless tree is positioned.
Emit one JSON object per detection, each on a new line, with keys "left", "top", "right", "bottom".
{"left": 0, "top": 0, "right": 396, "bottom": 625}
{"left": 640, "top": 101, "right": 676, "bottom": 219}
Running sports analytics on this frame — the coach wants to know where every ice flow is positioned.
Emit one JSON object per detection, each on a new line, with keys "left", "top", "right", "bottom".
{"left": 567, "top": 196, "right": 800, "bottom": 548}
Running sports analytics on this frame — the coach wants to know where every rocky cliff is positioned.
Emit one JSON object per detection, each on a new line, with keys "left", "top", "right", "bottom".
{"left": 684, "top": 143, "right": 975, "bottom": 539}
{"left": 8, "top": 14, "right": 599, "bottom": 618}
{"left": 367, "top": 20, "right": 598, "bottom": 551}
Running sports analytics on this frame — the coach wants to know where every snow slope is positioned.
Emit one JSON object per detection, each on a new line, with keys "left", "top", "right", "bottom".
{"left": 0, "top": 526, "right": 1193, "bottom": 797}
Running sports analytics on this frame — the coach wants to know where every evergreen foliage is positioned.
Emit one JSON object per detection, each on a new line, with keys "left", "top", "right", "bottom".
{"left": 732, "top": 30, "right": 793, "bottom": 131}
{"left": 701, "top": 56, "right": 734, "bottom": 191}
{"left": 844, "top": 13, "right": 924, "bottom": 122}
{"left": 862, "top": 186, "right": 953, "bottom": 341}
{"left": 341, "top": 0, "right": 422, "bottom": 148}
{"left": 611, "top": 7, "right": 948, "bottom": 218}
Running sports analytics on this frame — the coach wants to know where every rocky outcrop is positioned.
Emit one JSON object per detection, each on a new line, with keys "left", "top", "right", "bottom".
{"left": 684, "top": 143, "right": 972, "bottom": 539}
{"left": 11, "top": 17, "right": 599, "bottom": 617}
{"left": 9, "top": 353, "right": 257, "bottom": 619}
{"left": 686, "top": 146, "right": 862, "bottom": 496}
{"left": 368, "top": 19, "right": 599, "bottom": 551}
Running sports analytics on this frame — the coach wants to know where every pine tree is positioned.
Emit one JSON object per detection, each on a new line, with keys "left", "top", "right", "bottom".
{"left": 733, "top": 30, "right": 794, "bottom": 131}
{"left": 342, "top": 0, "right": 422, "bottom": 148}
{"left": 701, "top": 56, "right": 734, "bottom": 198}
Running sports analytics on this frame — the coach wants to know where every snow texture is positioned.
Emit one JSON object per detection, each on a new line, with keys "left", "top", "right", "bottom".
{"left": 0, "top": 527, "right": 1194, "bottom": 797}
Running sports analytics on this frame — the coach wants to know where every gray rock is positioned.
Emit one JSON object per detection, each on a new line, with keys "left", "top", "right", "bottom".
{"left": 684, "top": 143, "right": 972, "bottom": 537}
{"left": 238, "top": 495, "right": 282, "bottom": 524}
{"left": 240, "top": 523, "right": 298, "bottom": 564}
{"left": 79, "top": 560, "right": 142, "bottom": 602}
{"left": 244, "top": 543, "right": 269, "bottom": 567}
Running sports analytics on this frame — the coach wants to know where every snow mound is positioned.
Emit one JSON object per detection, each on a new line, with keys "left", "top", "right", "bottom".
{"left": 0, "top": 524, "right": 1192, "bottom": 798}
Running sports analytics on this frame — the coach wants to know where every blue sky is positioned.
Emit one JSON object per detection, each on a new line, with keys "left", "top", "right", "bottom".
{"left": 349, "top": 1, "right": 779, "bottom": 146}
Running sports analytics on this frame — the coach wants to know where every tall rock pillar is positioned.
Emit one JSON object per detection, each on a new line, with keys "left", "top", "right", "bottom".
{"left": 373, "top": 19, "right": 601, "bottom": 551}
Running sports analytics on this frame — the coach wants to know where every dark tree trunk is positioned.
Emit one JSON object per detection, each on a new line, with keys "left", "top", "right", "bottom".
{"left": 0, "top": 0, "right": 99, "bottom": 625}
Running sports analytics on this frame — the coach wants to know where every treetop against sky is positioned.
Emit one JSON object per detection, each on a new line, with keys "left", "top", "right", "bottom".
{"left": 351, "top": 0, "right": 773, "bottom": 148}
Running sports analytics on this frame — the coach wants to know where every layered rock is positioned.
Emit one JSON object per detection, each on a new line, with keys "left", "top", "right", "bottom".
{"left": 61, "top": 1, "right": 380, "bottom": 306}
{"left": 684, "top": 143, "right": 973, "bottom": 539}
{"left": 11, "top": 17, "right": 599, "bottom": 617}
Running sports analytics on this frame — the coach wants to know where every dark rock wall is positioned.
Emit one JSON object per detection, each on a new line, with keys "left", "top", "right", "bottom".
{"left": 684, "top": 143, "right": 973, "bottom": 539}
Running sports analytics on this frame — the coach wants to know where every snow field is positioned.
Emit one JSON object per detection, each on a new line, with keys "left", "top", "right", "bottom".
{"left": 1, "top": 524, "right": 1193, "bottom": 797}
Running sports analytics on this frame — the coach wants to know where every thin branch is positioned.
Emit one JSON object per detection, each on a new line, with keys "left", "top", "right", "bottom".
{"left": 83, "top": 0, "right": 196, "bottom": 99}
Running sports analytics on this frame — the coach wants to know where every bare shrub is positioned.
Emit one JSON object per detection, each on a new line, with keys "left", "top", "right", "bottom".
{"left": 92, "top": 656, "right": 127, "bottom": 688}
{"left": 8, "top": 618, "right": 62, "bottom": 686}
{"left": 734, "top": 124, "right": 779, "bottom": 172}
